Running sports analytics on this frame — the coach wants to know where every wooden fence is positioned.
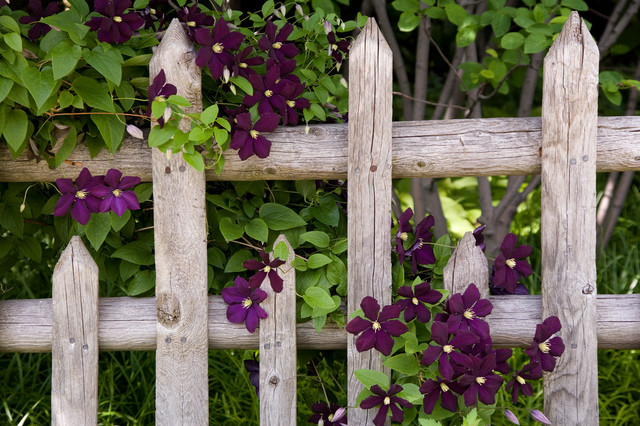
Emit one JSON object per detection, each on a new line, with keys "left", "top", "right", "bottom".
{"left": 1, "top": 11, "right": 640, "bottom": 425}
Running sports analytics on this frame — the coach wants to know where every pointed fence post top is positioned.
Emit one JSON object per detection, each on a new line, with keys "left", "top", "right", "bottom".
{"left": 53, "top": 236, "right": 97, "bottom": 275}
{"left": 350, "top": 17, "right": 391, "bottom": 57}
{"left": 546, "top": 11, "right": 598, "bottom": 62}
{"left": 443, "top": 232, "right": 489, "bottom": 298}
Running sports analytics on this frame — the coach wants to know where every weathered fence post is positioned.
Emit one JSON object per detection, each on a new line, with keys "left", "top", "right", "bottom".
{"left": 51, "top": 236, "right": 99, "bottom": 425}
{"left": 347, "top": 17, "right": 393, "bottom": 423}
{"left": 149, "top": 18, "right": 209, "bottom": 424}
{"left": 259, "top": 235, "right": 297, "bottom": 425}
{"left": 443, "top": 232, "right": 489, "bottom": 298}
{"left": 541, "top": 11, "right": 599, "bottom": 424}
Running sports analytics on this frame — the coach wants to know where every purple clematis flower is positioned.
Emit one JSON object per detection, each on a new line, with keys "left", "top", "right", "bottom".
{"left": 229, "top": 112, "right": 279, "bottom": 160}
{"left": 309, "top": 403, "right": 347, "bottom": 425}
{"left": 222, "top": 276, "right": 268, "bottom": 333}
{"left": 505, "top": 362, "right": 542, "bottom": 404}
{"left": 345, "top": 296, "right": 408, "bottom": 356}
{"left": 420, "top": 376, "right": 465, "bottom": 415}
{"left": 473, "top": 224, "right": 486, "bottom": 252}
{"left": 360, "top": 384, "right": 412, "bottom": 426}
{"left": 258, "top": 21, "right": 299, "bottom": 63}
{"left": 243, "top": 249, "right": 286, "bottom": 292}
{"left": 439, "top": 283, "right": 493, "bottom": 339}
{"left": 243, "top": 65, "right": 285, "bottom": 116}
{"left": 457, "top": 353, "right": 504, "bottom": 407}
{"left": 394, "top": 281, "right": 442, "bottom": 323}
{"left": 85, "top": 0, "right": 144, "bottom": 44}
{"left": 327, "top": 31, "right": 350, "bottom": 66}
{"left": 140, "top": 0, "right": 168, "bottom": 31}
{"left": 243, "top": 359, "right": 260, "bottom": 397}
{"left": 525, "top": 316, "right": 565, "bottom": 372}
{"left": 53, "top": 168, "right": 104, "bottom": 225}
{"left": 19, "top": 0, "right": 60, "bottom": 40}
{"left": 194, "top": 17, "right": 244, "bottom": 79}
{"left": 177, "top": 3, "right": 214, "bottom": 41}
{"left": 493, "top": 233, "right": 533, "bottom": 293}
{"left": 231, "top": 46, "right": 264, "bottom": 79}
{"left": 395, "top": 208, "right": 414, "bottom": 263}
{"left": 402, "top": 213, "right": 436, "bottom": 275}
{"left": 92, "top": 169, "right": 141, "bottom": 216}
{"left": 146, "top": 69, "right": 177, "bottom": 128}
{"left": 277, "top": 79, "right": 310, "bottom": 126}
{"left": 420, "top": 320, "right": 478, "bottom": 380}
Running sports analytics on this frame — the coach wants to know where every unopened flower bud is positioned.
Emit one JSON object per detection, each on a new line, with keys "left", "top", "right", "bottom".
{"left": 126, "top": 124, "right": 144, "bottom": 140}
{"left": 280, "top": 5, "right": 286, "bottom": 16}
{"left": 230, "top": 84, "right": 236, "bottom": 96}
{"left": 223, "top": 67, "right": 231, "bottom": 83}
{"left": 340, "top": 77, "right": 348, "bottom": 88}
{"left": 166, "top": 149, "right": 172, "bottom": 160}
{"left": 323, "top": 20, "right": 332, "bottom": 34}
{"left": 295, "top": 4, "right": 303, "bottom": 16}
{"left": 19, "top": 203, "right": 25, "bottom": 212}
{"left": 163, "top": 106, "right": 172, "bottom": 123}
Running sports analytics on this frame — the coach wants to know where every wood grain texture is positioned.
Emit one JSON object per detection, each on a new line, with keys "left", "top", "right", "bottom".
{"left": 149, "top": 18, "right": 208, "bottom": 425}
{"left": 443, "top": 232, "right": 489, "bottom": 298}
{"left": 346, "top": 18, "right": 393, "bottom": 424}
{"left": 259, "top": 236, "right": 297, "bottom": 425}
{"left": 2, "top": 295, "right": 640, "bottom": 351}
{"left": 3, "top": 116, "right": 640, "bottom": 182}
{"left": 540, "top": 12, "right": 599, "bottom": 425}
{"left": 51, "top": 236, "right": 99, "bottom": 426}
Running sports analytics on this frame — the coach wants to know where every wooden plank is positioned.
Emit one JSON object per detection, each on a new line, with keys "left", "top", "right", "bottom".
{"left": 149, "top": 18, "right": 208, "bottom": 425}
{"left": 259, "top": 236, "right": 297, "bottom": 425}
{"left": 1, "top": 295, "right": 639, "bottom": 352}
{"left": 443, "top": 231, "right": 489, "bottom": 298}
{"left": 346, "top": 17, "right": 393, "bottom": 424}
{"left": 540, "top": 12, "right": 599, "bottom": 425}
{"left": 51, "top": 236, "right": 99, "bottom": 425}
{"left": 3, "top": 116, "right": 640, "bottom": 182}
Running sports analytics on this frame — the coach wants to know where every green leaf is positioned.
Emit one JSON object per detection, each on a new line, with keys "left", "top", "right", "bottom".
{"left": 326, "top": 257, "right": 346, "bottom": 286}
{"left": 259, "top": 203, "right": 307, "bottom": 230}
{"left": 445, "top": 3, "right": 467, "bottom": 26}
{"left": 309, "top": 197, "right": 339, "bottom": 226}
{"left": 354, "top": 369, "right": 389, "bottom": 390}
{"left": 303, "top": 287, "right": 335, "bottom": 309}
{"left": 73, "top": 76, "right": 115, "bottom": 112}
{"left": 4, "top": 109, "right": 28, "bottom": 151}
{"left": 111, "top": 241, "right": 154, "bottom": 265}
{"left": 3, "top": 32, "right": 22, "bottom": 52}
{"left": 397, "top": 383, "right": 423, "bottom": 405}
{"left": 398, "top": 11, "right": 421, "bottom": 32}
{"left": 434, "top": 234, "right": 451, "bottom": 261}
{"left": 91, "top": 113, "right": 125, "bottom": 152}
{"left": 561, "top": 0, "right": 588, "bottom": 11}
{"left": 148, "top": 124, "right": 175, "bottom": 147}
{"left": 229, "top": 75, "right": 253, "bottom": 96}
{"left": 0, "top": 15, "right": 20, "bottom": 33}
{"left": 201, "top": 104, "right": 219, "bottom": 125}
{"left": 224, "top": 249, "right": 252, "bottom": 273}
{"left": 110, "top": 209, "right": 131, "bottom": 232}
{"left": 17, "top": 236, "right": 42, "bottom": 262}
{"left": 300, "top": 231, "right": 330, "bottom": 248}
{"left": 128, "top": 270, "right": 156, "bottom": 296}
{"left": 312, "top": 315, "right": 327, "bottom": 333}
{"left": 182, "top": 151, "right": 204, "bottom": 172}
{"left": 208, "top": 247, "right": 225, "bottom": 269}
{"left": 383, "top": 353, "right": 420, "bottom": 375}
{"left": 307, "top": 253, "right": 332, "bottom": 269}
{"left": 54, "top": 125, "right": 78, "bottom": 167}
{"left": 491, "top": 12, "right": 511, "bottom": 37}
{"left": 219, "top": 217, "right": 244, "bottom": 242}
{"left": 22, "top": 67, "right": 57, "bottom": 110}
{"left": 392, "top": 0, "right": 420, "bottom": 13}
{"left": 86, "top": 212, "right": 111, "bottom": 250}
{"left": 295, "top": 180, "right": 316, "bottom": 201}
{"left": 501, "top": 32, "right": 525, "bottom": 49}
{"left": 0, "top": 77, "right": 13, "bottom": 103}
{"left": 119, "top": 260, "right": 139, "bottom": 281}
{"left": 456, "top": 26, "right": 478, "bottom": 47}
{"left": 83, "top": 45, "right": 123, "bottom": 85}
{"left": 274, "top": 240, "right": 290, "bottom": 261}
{"left": 245, "top": 218, "right": 268, "bottom": 242}
{"left": 41, "top": 10, "right": 89, "bottom": 43}
{"left": 524, "top": 33, "right": 550, "bottom": 54}
{"left": 261, "top": 0, "right": 274, "bottom": 17}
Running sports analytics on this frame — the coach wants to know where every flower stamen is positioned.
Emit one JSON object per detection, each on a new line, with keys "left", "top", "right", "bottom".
{"left": 383, "top": 396, "right": 390, "bottom": 405}
{"left": 241, "top": 298, "right": 253, "bottom": 309}
{"left": 372, "top": 321, "right": 381, "bottom": 331}
{"left": 538, "top": 340, "right": 551, "bottom": 353}
{"left": 506, "top": 258, "right": 517, "bottom": 269}
{"left": 476, "top": 376, "right": 486, "bottom": 385}
{"left": 212, "top": 43, "right": 224, "bottom": 53}
{"left": 443, "top": 344, "right": 453, "bottom": 353}
{"left": 113, "top": 16, "right": 122, "bottom": 23}
{"left": 76, "top": 190, "right": 88, "bottom": 199}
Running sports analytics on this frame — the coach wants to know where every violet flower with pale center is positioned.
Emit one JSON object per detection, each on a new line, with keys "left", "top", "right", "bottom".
{"left": 395, "top": 281, "right": 442, "bottom": 323}
{"left": 92, "top": 169, "right": 141, "bottom": 216}
{"left": 360, "top": 384, "right": 412, "bottom": 426}
{"left": 258, "top": 21, "right": 299, "bottom": 63}
{"left": 345, "top": 296, "right": 408, "bottom": 356}
{"left": 194, "top": 17, "right": 244, "bottom": 80}
{"left": 177, "top": 3, "right": 213, "bottom": 41}
{"left": 146, "top": 69, "right": 177, "bottom": 128}
{"left": 420, "top": 376, "right": 464, "bottom": 415}
{"left": 243, "top": 249, "right": 286, "bottom": 292}
{"left": 243, "top": 65, "right": 285, "bottom": 116}
{"left": 309, "top": 403, "right": 346, "bottom": 425}
{"left": 276, "top": 79, "right": 310, "bottom": 126}
{"left": 19, "top": 0, "right": 59, "bottom": 40}
{"left": 457, "top": 353, "right": 504, "bottom": 407}
{"left": 420, "top": 320, "right": 478, "bottom": 380}
{"left": 230, "top": 112, "right": 279, "bottom": 160}
{"left": 327, "top": 31, "right": 350, "bottom": 66}
{"left": 473, "top": 224, "right": 486, "bottom": 252}
{"left": 395, "top": 208, "right": 414, "bottom": 263}
{"left": 505, "top": 362, "right": 542, "bottom": 404}
{"left": 493, "top": 233, "right": 533, "bottom": 293}
{"left": 53, "top": 167, "right": 104, "bottom": 225}
{"left": 525, "top": 316, "right": 565, "bottom": 372}
{"left": 231, "top": 46, "right": 264, "bottom": 79}
{"left": 85, "top": 0, "right": 144, "bottom": 44}
{"left": 221, "top": 276, "right": 268, "bottom": 333}
{"left": 441, "top": 283, "right": 493, "bottom": 339}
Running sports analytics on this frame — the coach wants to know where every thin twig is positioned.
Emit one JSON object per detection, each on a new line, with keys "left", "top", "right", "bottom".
{"left": 392, "top": 92, "right": 467, "bottom": 111}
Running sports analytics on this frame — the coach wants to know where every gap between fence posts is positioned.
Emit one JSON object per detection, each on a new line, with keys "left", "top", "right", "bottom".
{"left": 541, "top": 12, "right": 599, "bottom": 424}
{"left": 51, "top": 236, "right": 99, "bottom": 426}
{"left": 346, "top": 17, "right": 393, "bottom": 424}
{"left": 259, "top": 235, "right": 297, "bottom": 425}
{"left": 149, "top": 18, "right": 209, "bottom": 425}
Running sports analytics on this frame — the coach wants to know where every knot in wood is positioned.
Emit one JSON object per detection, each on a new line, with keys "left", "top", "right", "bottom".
{"left": 156, "top": 293, "right": 181, "bottom": 327}
{"left": 269, "top": 375, "right": 280, "bottom": 386}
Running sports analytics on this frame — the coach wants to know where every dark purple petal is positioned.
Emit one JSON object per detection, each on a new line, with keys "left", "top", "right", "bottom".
{"left": 120, "top": 191, "right": 140, "bottom": 211}
{"left": 251, "top": 288, "right": 268, "bottom": 304}
{"left": 359, "top": 394, "right": 384, "bottom": 409}
{"left": 227, "top": 303, "right": 248, "bottom": 324}
{"left": 500, "top": 233, "right": 517, "bottom": 254}
{"left": 380, "top": 320, "right": 408, "bottom": 337}
{"left": 378, "top": 304, "right": 402, "bottom": 322}
{"left": 243, "top": 259, "right": 264, "bottom": 271}
{"left": 420, "top": 345, "right": 442, "bottom": 367}
{"left": 253, "top": 135, "right": 272, "bottom": 159}
{"left": 248, "top": 270, "right": 267, "bottom": 289}
{"left": 355, "top": 328, "right": 377, "bottom": 353}
{"left": 373, "top": 330, "right": 395, "bottom": 356}
{"left": 267, "top": 269, "right": 283, "bottom": 293}
{"left": 345, "top": 316, "right": 371, "bottom": 334}
{"left": 53, "top": 194, "right": 75, "bottom": 216}
{"left": 548, "top": 336, "right": 565, "bottom": 357}
{"left": 360, "top": 296, "right": 380, "bottom": 321}
{"left": 71, "top": 200, "right": 91, "bottom": 225}
{"left": 372, "top": 404, "right": 389, "bottom": 426}
{"left": 245, "top": 307, "right": 259, "bottom": 333}
{"left": 472, "top": 299, "right": 493, "bottom": 317}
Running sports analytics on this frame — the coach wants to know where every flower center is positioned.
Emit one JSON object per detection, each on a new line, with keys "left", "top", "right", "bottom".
{"left": 113, "top": 16, "right": 122, "bottom": 23}
{"left": 538, "top": 340, "right": 551, "bottom": 353}
{"left": 399, "top": 232, "right": 408, "bottom": 241}
{"left": 464, "top": 309, "right": 475, "bottom": 319}
{"left": 516, "top": 375, "right": 526, "bottom": 385}
{"left": 150, "top": 8, "right": 156, "bottom": 15}
{"left": 372, "top": 321, "right": 381, "bottom": 331}
{"left": 241, "top": 298, "right": 252, "bottom": 309}
{"left": 212, "top": 43, "right": 224, "bottom": 53}
{"left": 263, "top": 265, "right": 271, "bottom": 273}
{"left": 328, "top": 414, "right": 334, "bottom": 421}
{"left": 250, "top": 130, "right": 260, "bottom": 139}
{"left": 440, "top": 382, "right": 449, "bottom": 392}
{"left": 76, "top": 189, "right": 88, "bottom": 199}
{"left": 332, "top": 43, "right": 338, "bottom": 51}
{"left": 264, "top": 90, "right": 273, "bottom": 97}
{"left": 272, "top": 42, "right": 282, "bottom": 49}
{"left": 476, "top": 376, "right": 486, "bottom": 385}
{"left": 411, "top": 297, "right": 419, "bottom": 306}
{"left": 506, "top": 258, "right": 517, "bottom": 269}
{"left": 383, "top": 396, "right": 390, "bottom": 405}
{"left": 113, "top": 189, "right": 122, "bottom": 197}
{"left": 286, "top": 100, "right": 295, "bottom": 108}
{"left": 239, "top": 62, "right": 248, "bottom": 68}
{"left": 187, "top": 21, "right": 196, "bottom": 27}
{"left": 442, "top": 344, "right": 453, "bottom": 353}
{"left": 154, "top": 95, "right": 166, "bottom": 102}
{"left": 416, "top": 239, "right": 424, "bottom": 249}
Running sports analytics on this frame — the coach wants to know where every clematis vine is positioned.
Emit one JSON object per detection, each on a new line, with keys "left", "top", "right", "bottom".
{"left": 93, "top": 169, "right": 141, "bottom": 216}
{"left": 492, "top": 233, "right": 533, "bottom": 293}
{"left": 146, "top": 69, "right": 177, "bottom": 128}
{"left": 525, "top": 316, "right": 565, "bottom": 372}
{"left": 243, "top": 249, "right": 286, "bottom": 292}
{"left": 309, "top": 403, "right": 346, "bottom": 425}
{"left": 229, "top": 112, "right": 279, "bottom": 160}
{"left": 19, "top": 0, "right": 59, "bottom": 40}
{"left": 194, "top": 17, "right": 244, "bottom": 79}
{"left": 53, "top": 168, "right": 104, "bottom": 225}
{"left": 85, "top": 0, "right": 144, "bottom": 44}
{"left": 394, "top": 280, "right": 442, "bottom": 323}
{"left": 221, "top": 276, "right": 268, "bottom": 333}
{"left": 258, "top": 21, "right": 299, "bottom": 63}
{"left": 360, "top": 384, "right": 412, "bottom": 426}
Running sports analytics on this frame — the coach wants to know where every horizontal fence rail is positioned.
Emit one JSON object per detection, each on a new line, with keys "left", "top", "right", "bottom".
{"left": 1, "top": 116, "right": 640, "bottom": 182}
{"left": 1, "top": 294, "right": 639, "bottom": 352}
